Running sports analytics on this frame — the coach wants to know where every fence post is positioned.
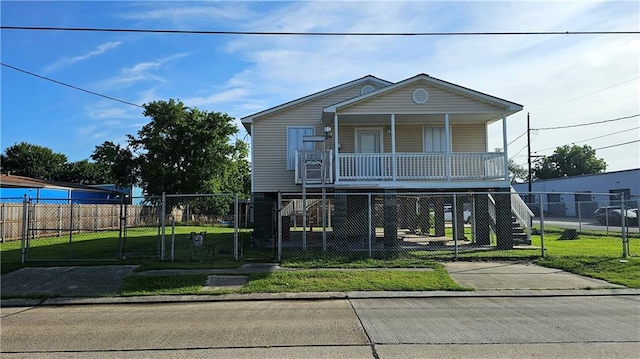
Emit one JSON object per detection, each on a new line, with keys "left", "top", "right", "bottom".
{"left": 161, "top": 192, "right": 166, "bottom": 261}
{"left": 1, "top": 203, "right": 5, "bottom": 243}
{"left": 118, "top": 197, "right": 124, "bottom": 260}
{"left": 277, "top": 192, "right": 282, "bottom": 262}
{"left": 234, "top": 194, "right": 239, "bottom": 261}
{"left": 57, "top": 205, "right": 62, "bottom": 237}
{"left": 170, "top": 216, "right": 175, "bottom": 262}
{"left": 621, "top": 193, "right": 628, "bottom": 258}
{"left": 539, "top": 193, "right": 545, "bottom": 258}
{"left": 577, "top": 202, "right": 582, "bottom": 233}
{"left": 68, "top": 200, "right": 74, "bottom": 260}
{"left": 302, "top": 191, "right": 307, "bottom": 251}
{"left": 322, "top": 189, "right": 327, "bottom": 252}
{"left": 94, "top": 204, "right": 98, "bottom": 232}
{"left": 368, "top": 193, "right": 372, "bottom": 258}
{"left": 453, "top": 193, "right": 458, "bottom": 260}
{"left": 21, "top": 195, "right": 28, "bottom": 263}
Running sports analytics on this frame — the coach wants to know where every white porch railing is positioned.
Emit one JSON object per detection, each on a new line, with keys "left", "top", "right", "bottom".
{"left": 338, "top": 152, "right": 505, "bottom": 181}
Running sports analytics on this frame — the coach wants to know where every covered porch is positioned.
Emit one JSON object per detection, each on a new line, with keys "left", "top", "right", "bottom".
{"left": 296, "top": 113, "right": 511, "bottom": 187}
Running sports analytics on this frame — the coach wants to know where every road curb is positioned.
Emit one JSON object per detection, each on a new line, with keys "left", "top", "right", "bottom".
{"left": 2, "top": 289, "right": 638, "bottom": 307}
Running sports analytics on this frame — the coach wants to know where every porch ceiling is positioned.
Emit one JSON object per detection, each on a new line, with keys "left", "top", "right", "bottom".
{"left": 321, "top": 113, "right": 504, "bottom": 124}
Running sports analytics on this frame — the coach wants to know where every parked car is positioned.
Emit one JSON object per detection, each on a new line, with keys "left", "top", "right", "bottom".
{"left": 594, "top": 206, "right": 638, "bottom": 226}
{"left": 444, "top": 206, "right": 472, "bottom": 223}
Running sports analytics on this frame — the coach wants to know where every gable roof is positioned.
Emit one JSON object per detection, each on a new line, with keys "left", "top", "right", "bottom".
{"left": 240, "top": 75, "right": 391, "bottom": 132}
{"left": 323, "top": 73, "right": 523, "bottom": 114}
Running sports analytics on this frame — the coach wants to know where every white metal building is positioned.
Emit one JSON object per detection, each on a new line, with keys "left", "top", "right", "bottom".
{"left": 512, "top": 168, "right": 640, "bottom": 217}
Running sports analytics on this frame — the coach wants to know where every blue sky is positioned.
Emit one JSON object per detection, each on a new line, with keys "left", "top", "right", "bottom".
{"left": 1, "top": 0, "right": 639, "bottom": 172}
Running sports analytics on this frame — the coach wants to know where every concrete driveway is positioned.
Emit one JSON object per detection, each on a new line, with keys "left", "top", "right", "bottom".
{"left": 442, "top": 261, "right": 624, "bottom": 290}
{"left": 1, "top": 265, "right": 139, "bottom": 297}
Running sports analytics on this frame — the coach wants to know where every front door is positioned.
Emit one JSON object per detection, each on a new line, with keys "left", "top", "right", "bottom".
{"left": 355, "top": 128, "right": 383, "bottom": 179}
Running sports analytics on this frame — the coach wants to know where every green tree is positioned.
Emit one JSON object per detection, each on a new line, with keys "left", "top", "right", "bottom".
{"left": 133, "top": 99, "right": 240, "bottom": 196}
{"left": 91, "top": 141, "right": 138, "bottom": 187}
{"left": 1, "top": 142, "right": 68, "bottom": 180}
{"left": 533, "top": 144, "right": 607, "bottom": 180}
{"left": 508, "top": 159, "right": 528, "bottom": 184}
{"left": 92, "top": 100, "right": 249, "bottom": 214}
{"left": 58, "top": 160, "right": 114, "bottom": 185}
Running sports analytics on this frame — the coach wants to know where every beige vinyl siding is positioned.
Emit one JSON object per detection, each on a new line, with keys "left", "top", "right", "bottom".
{"left": 253, "top": 82, "right": 385, "bottom": 193}
{"left": 339, "top": 82, "right": 505, "bottom": 114}
{"left": 451, "top": 123, "right": 487, "bottom": 152}
{"left": 337, "top": 124, "right": 485, "bottom": 153}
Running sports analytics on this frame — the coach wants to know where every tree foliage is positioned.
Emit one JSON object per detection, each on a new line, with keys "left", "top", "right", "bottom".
{"left": 58, "top": 160, "right": 114, "bottom": 185}
{"left": 533, "top": 144, "right": 607, "bottom": 180}
{"left": 1, "top": 142, "right": 68, "bottom": 180}
{"left": 91, "top": 141, "right": 138, "bottom": 188}
{"left": 92, "top": 99, "right": 250, "bottom": 213}
{"left": 508, "top": 159, "right": 528, "bottom": 184}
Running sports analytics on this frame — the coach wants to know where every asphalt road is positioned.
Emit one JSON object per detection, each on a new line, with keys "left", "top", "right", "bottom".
{"left": 537, "top": 218, "right": 640, "bottom": 233}
{"left": 2, "top": 296, "right": 639, "bottom": 358}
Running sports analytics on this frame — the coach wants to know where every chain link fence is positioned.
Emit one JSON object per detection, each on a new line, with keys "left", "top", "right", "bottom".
{"left": 4, "top": 190, "right": 637, "bottom": 264}
{"left": 4, "top": 193, "right": 256, "bottom": 263}
{"left": 12, "top": 196, "right": 127, "bottom": 261}
{"left": 276, "top": 191, "right": 638, "bottom": 261}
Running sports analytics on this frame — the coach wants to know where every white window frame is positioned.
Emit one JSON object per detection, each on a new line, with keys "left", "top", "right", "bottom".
{"left": 286, "top": 126, "right": 315, "bottom": 170}
{"left": 422, "top": 125, "right": 449, "bottom": 153}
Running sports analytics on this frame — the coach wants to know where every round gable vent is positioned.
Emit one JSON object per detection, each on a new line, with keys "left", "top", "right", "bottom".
{"left": 412, "top": 88, "right": 429, "bottom": 104}
{"left": 361, "top": 85, "right": 375, "bottom": 95}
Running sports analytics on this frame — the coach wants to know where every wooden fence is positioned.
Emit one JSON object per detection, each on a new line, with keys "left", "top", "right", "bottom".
{"left": 0, "top": 202, "right": 157, "bottom": 242}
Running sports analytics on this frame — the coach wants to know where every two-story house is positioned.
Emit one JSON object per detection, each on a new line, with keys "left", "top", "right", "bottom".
{"left": 241, "top": 74, "right": 529, "bottom": 250}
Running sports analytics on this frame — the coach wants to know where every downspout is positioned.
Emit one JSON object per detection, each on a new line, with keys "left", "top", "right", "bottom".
{"left": 391, "top": 114, "right": 397, "bottom": 181}
{"left": 334, "top": 113, "right": 339, "bottom": 184}
{"left": 445, "top": 114, "right": 451, "bottom": 181}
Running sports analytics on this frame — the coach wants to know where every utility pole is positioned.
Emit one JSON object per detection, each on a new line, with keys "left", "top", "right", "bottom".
{"left": 527, "top": 112, "right": 532, "bottom": 204}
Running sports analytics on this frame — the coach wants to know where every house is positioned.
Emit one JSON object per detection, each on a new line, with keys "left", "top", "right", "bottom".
{"left": 512, "top": 168, "right": 640, "bottom": 217}
{"left": 241, "top": 74, "right": 529, "bottom": 249}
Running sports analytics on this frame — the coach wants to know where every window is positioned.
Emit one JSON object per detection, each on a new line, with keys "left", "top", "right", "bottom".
{"left": 286, "top": 127, "right": 315, "bottom": 170}
{"left": 423, "top": 126, "right": 447, "bottom": 152}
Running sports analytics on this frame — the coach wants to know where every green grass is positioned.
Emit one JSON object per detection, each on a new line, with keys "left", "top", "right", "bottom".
{"left": 119, "top": 273, "right": 212, "bottom": 296}
{"left": 0, "top": 226, "right": 273, "bottom": 274}
{"left": 537, "top": 256, "right": 640, "bottom": 288}
{"left": 241, "top": 267, "right": 468, "bottom": 293}
{"left": 118, "top": 263, "right": 468, "bottom": 296}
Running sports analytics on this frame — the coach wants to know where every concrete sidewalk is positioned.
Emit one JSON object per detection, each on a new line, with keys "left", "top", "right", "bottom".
{"left": 1, "top": 261, "right": 635, "bottom": 308}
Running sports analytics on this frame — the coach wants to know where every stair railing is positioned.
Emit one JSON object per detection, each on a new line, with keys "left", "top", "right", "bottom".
{"left": 510, "top": 187, "right": 534, "bottom": 243}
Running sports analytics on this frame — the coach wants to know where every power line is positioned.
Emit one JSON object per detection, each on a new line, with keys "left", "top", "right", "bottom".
{"left": 1, "top": 26, "right": 639, "bottom": 36}
{"left": 529, "top": 76, "right": 640, "bottom": 113}
{"left": 507, "top": 130, "right": 528, "bottom": 147}
{"left": 534, "top": 126, "right": 640, "bottom": 153}
{"left": 592, "top": 140, "right": 639, "bottom": 151}
{"left": 1, "top": 62, "right": 144, "bottom": 108}
{"left": 533, "top": 114, "right": 639, "bottom": 131}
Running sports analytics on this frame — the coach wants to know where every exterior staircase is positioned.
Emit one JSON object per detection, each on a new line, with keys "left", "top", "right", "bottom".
{"left": 488, "top": 187, "right": 533, "bottom": 246}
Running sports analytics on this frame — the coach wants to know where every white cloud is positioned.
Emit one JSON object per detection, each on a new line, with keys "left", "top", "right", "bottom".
{"left": 96, "top": 53, "right": 188, "bottom": 90}
{"left": 208, "top": 1, "right": 639, "bottom": 171}
{"left": 44, "top": 41, "right": 122, "bottom": 73}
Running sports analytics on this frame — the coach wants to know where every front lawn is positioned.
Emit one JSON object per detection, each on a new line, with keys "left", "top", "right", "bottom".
{"left": 537, "top": 256, "right": 640, "bottom": 288}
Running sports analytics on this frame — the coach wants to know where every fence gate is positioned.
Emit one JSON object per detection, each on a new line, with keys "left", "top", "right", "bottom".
{"left": 22, "top": 197, "right": 126, "bottom": 262}
{"left": 158, "top": 193, "right": 243, "bottom": 262}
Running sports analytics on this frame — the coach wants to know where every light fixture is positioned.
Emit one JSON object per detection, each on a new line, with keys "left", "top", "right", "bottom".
{"left": 324, "top": 126, "right": 332, "bottom": 139}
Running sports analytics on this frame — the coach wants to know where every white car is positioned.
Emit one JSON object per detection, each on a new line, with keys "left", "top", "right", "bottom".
{"left": 444, "top": 206, "right": 472, "bottom": 223}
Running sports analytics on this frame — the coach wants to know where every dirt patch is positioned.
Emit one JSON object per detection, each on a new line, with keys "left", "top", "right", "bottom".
{"left": 202, "top": 275, "right": 248, "bottom": 291}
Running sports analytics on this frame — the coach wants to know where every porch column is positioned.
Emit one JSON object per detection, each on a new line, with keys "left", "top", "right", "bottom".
{"left": 502, "top": 112, "right": 508, "bottom": 180}
{"left": 334, "top": 113, "right": 340, "bottom": 183}
{"left": 445, "top": 114, "right": 451, "bottom": 181}
{"left": 391, "top": 114, "right": 397, "bottom": 181}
